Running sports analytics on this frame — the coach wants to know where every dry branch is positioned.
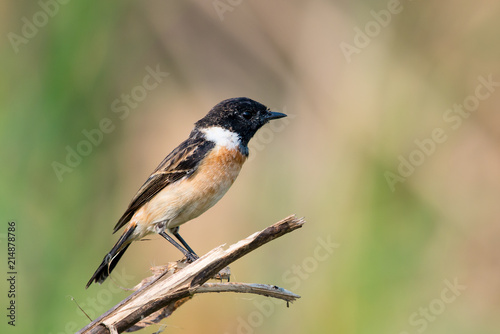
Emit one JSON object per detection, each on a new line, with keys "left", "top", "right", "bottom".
{"left": 77, "top": 215, "right": 305, "bottom": 334}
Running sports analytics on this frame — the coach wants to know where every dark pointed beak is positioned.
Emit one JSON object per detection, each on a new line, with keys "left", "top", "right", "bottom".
{"left": 266, "top": 111, "right": 287, "bottom": 121}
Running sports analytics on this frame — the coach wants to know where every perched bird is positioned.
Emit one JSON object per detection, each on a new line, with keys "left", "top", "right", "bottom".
{"left": 86, "top": 97, "right": 286, "bottom": 288}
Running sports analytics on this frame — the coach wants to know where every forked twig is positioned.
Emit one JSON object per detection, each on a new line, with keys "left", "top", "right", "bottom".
{"left": 77, "top": 215, "right": 305, "bottom": 334}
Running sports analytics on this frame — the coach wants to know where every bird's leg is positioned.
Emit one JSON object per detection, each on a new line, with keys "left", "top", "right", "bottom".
{"left": 170, "top": 226, "right": 199, "bottom": 261}
{"left": 159, "top": 231, "right": 197, "bottom": 263}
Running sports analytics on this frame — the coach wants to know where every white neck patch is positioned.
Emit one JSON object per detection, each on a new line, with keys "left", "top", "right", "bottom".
{"left": 201, "top": 127, "right": 241, "bottom": 150}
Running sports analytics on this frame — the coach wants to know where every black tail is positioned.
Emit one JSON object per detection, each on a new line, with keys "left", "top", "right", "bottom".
{"left": 86, "top": 225, "right": 136, "bottom": 289}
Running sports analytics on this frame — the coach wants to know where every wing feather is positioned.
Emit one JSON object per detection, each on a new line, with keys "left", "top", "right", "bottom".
{"left": 112, "top": 131, "right": 215, "bottom": 233}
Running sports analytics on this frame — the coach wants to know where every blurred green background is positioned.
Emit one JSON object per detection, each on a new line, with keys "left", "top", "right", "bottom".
{"left": 1, "top": 1, "right": 500, "bottom": 333}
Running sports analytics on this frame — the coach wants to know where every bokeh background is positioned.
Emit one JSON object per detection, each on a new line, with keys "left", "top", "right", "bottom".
{"left": 1, "top": 1, "right": 500, "bottom": 333}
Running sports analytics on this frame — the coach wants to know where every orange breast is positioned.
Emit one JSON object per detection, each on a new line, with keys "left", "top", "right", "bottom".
{"left": 130, "top": 146, "right": 247, "bottom": 236}
{"left": 175, "top": 146, "right": 247, "bottom": 223}
{"left": 192, "top": 146, "right": 247, "bottom": 193}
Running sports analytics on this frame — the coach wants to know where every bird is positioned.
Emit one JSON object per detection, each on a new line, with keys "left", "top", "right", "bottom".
{"left": 86, "top": 97, "right": 287, "bottom": 288}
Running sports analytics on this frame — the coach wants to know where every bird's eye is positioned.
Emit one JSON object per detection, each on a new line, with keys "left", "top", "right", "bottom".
{"left": 242, "top": 111, "right": 252, "bottom": 119}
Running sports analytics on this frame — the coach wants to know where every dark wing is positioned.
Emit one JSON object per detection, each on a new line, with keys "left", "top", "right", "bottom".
{"left": 112, "top": 131, "right": 215, "bottom": 233}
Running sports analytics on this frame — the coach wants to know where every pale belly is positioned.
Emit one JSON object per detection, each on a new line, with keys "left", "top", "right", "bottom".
{"left": 130, "top": 146, "right": 246, "bottom": 239}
